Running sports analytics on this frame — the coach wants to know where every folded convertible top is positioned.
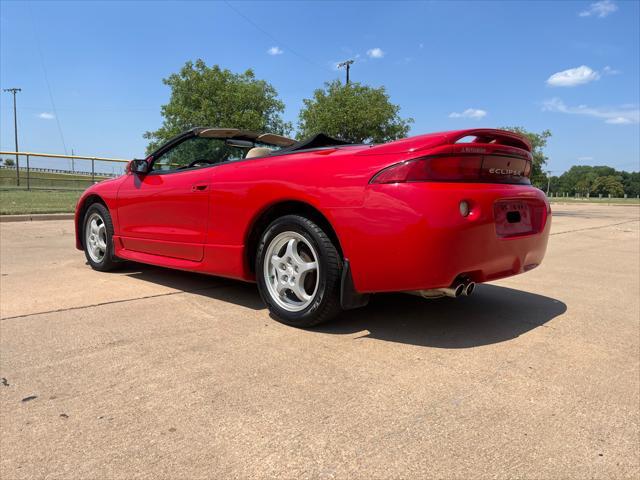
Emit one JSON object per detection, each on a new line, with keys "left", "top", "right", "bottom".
{"left": 278, "top": 133, "right": 353, "bottom": 153}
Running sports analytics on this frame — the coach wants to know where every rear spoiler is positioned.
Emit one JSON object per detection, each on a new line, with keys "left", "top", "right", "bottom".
{"left": 448, "top": 129, "right": 532, "bottom": 152}
{"left": 359, "top": 128, "right": 532, "bottom": 155}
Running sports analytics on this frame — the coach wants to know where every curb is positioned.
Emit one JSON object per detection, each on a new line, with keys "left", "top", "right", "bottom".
{"left": 0, "top": 213, "right": 75, "bottom": 223}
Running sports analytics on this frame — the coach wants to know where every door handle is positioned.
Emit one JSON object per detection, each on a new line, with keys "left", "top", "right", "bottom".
{"left": 191, "top": 184, "right": 208, "bottom": 192}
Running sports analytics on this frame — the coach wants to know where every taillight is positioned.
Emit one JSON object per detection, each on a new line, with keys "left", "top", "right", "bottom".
{"left": 371, "top": 156, "right": 482, "bottom": 184}
{"left": 370, "top": 155, "right": 531, "bottom": 184}
{"left": 369, "top": 160, "right": 419, "bottom": 184}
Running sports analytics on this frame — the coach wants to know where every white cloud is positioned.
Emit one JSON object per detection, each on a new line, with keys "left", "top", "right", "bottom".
{"left": 579, "top": 0, "right": 618, "bottom": 17}
{"left": 366, "top": 48, "right": 384, "bottom": 59}
{"left": 542, "top": 98, "right": 639, "bottom": 125}
{"left": 606, "top": 117, "right": 633, "bottom": 124}
{"left": 267, "top": 46, "right": 283, "bottom": 56}
{"left": 449, "top": 108, "right": 487, "bottom": 119}
{"left": 546, "top": 65, "right": 600, "bottom": 87}
{"left": 38, "top": 112, "right": 55, "bottom": 120}
{"left": 546, "top": 65, "right": 621, "bottom": 87}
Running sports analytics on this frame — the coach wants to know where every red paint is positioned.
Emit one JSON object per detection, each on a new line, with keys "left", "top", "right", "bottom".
{"left": 75, "top": 128, "right": 551, "bottom": 293}
{"left": 117, "top": 168, "right": 211, "bottom": 261}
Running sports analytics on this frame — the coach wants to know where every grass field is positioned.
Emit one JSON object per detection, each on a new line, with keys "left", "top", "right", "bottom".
{"left": 0, "top": 169, "right": 114, "bottom": 214}
{"left": 549, "top": 196, "right": 640, "bottom": 205}
{"left": 0, "top": 189, "right": 81, "bottom": 215}
{"left": 0, "top": 168, "right": 113, "bottom": 190}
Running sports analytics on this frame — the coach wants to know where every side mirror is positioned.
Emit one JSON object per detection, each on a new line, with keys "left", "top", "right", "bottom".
{"left": 129, "top": 158, "right": 150, "bottom": 174}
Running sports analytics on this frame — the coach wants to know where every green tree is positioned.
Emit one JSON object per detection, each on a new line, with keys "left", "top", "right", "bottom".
{"left": 3, "top": 158, "right": 15, "bottom": 167}
{"left": 501, "top": 127, "right": 552, "bottom": 187}
{"left": 621, "top": 171, "right": 640, "bottom": 197}
{"left": 297, "top": 80, "right": 413, "bottom": 143}
{"left": 559, "top": 166, "right": 591, "bottom": 195}
{"left": 591, "top": 175, "right": 625, "bottom": 197}
{"left": 144, "top": 59, "right": 291, "bottom": 153}
{"left": 547, "top": 175, "right": 561, "bottom": 194}
{"left": 556, "top": 165, "right": 636, "bottom": 196}
{"left": 574, "top": 175, "right": 596, "bottom": 196}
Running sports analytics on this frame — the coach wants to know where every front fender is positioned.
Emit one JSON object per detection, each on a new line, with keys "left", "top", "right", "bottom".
{"left": 74, "top": 177, "right": 125, "bottom": 250}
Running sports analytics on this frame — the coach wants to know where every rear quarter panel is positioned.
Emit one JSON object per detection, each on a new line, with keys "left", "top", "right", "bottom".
{"left": 205, "top": 148, "right": 389, "bottom": 245}
{"left": 199, "top": 147, "right": 395, "bottom": 280}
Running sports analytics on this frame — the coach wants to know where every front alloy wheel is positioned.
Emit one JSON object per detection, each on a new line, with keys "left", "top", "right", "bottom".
{"left": 83, "top": 203, "right": 120, "bottom": 271}
{"left": 85, "top": 212, "right": 107, "bottom": 264}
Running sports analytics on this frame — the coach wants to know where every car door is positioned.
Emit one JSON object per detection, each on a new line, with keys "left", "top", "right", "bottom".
{"left": 116, "top": 134, "right": 231, "bottom": 262}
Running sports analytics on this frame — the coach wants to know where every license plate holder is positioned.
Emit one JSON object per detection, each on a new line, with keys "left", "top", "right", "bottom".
{"left": 494, "top": 201, "right": 534, "bottom": 237}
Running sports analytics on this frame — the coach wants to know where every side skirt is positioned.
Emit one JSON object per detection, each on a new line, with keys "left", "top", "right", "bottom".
{"left": 112, "top": 235, "right": 252, "bottom": 281}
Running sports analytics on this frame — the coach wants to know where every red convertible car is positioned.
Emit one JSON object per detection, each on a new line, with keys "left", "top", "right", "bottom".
{"left": 75, "top": 127, "right": 551, "bottom": 326}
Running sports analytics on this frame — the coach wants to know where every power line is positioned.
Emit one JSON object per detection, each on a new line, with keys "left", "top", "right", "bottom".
{"left": 28, "top": 5, "right": 68, "bottom": 155}
{"left": 223, "top": 1, "right": 330, "bottom": 73}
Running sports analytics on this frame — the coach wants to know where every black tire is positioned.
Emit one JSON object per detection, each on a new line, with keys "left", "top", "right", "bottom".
{"left": 256, "top": 215, "right": 342, "bottom": 327}
{"left": 82, "top": 203, "right": 121, "bottom": 272}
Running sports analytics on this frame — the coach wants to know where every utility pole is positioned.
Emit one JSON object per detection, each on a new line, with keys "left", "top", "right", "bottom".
{"left": 4, "top": 88, "right": 21, "bottom": 186}
{"left": 546, "top": 170, "right": 552, "bottom": 196}
{"left": 337, "top": 60, "right": 354, "bottom": 84}
{"left": 71, "top": 148, "right": 75, "bottom": 172}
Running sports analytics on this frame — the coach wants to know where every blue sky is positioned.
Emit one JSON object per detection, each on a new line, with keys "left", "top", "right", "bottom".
{"left": 1, "top": 0, "right": 639, "bottom": 175}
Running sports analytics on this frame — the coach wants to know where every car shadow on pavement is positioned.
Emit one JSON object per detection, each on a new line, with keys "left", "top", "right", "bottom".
{"left": 313, "top": 284, "right": 567, "bottom": 348}
{"left": 115, "top": 263, "right": 566, "bottom": 348}
{"left": 116, "top": 262, "right": 266, "bottom": 310}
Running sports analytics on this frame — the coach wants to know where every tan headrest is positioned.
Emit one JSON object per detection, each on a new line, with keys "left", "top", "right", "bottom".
{"left": 245, "top": 147, "right": 272, "bottom": 159}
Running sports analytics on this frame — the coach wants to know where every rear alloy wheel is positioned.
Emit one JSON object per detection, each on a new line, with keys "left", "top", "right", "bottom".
{"left": 256, "top": 215, "right": 342, "bottom": 327}
{"left": 83, "top": 203, "right": 120, "bottom": 272}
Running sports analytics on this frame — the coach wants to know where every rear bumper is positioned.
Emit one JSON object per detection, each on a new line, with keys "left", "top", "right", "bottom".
{"left": 333, "top": 183, "right": 551, "bottom": 293}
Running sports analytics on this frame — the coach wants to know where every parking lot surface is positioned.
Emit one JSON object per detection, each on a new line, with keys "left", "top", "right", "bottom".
{"left": 1, "top": 204, "right": 639, "bottom": 479}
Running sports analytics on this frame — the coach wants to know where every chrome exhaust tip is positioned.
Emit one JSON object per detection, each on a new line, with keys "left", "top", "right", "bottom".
{"left": 463, "top": 281, "right": 476, "bottom": 296}
{"left": 440, "top": 283, "right": 465, "bottom": 298}
{"left": 408, "top": 280, "right": 471, "bottom": 299}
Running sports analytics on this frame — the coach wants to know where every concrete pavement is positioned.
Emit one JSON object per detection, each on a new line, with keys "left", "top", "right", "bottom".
{"left": 0, "top": 204, "right": 638, "bottom": 479}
